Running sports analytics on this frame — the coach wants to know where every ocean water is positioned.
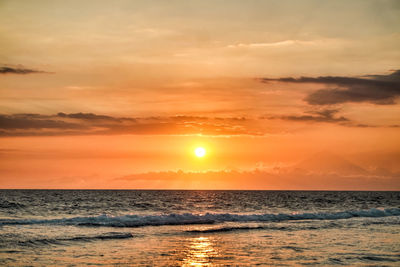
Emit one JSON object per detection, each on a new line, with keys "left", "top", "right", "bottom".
{"left": 0, "top": 190, "right": 399, "bottom": 266}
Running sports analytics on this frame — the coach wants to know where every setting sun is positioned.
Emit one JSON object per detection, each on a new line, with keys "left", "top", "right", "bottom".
{"left": 194, "top": 147, "right": 206, "bottom": 158}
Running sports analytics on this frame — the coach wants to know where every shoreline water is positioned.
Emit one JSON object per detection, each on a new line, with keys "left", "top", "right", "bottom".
{"left": 1, "top": 190, "right": 399, "bottom": 266}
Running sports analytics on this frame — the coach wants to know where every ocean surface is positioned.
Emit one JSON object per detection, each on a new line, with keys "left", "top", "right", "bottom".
{"left": 0, "top": 190, "right": 399, "bottom": 266}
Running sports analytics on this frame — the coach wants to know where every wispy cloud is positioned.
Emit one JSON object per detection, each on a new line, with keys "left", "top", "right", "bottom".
{"left": 267, "top": 109, "right": 349, "bottom": 123}
{"left": 0, "top": 114, "right": 83, "bottom": 130}
{"left": 1, "top": 110, "right": 395, "bottom": 137}
{"left": 0, "top": 66, "right": 50, "bottom": 75}
{"left": 0, "top": 113, "right": 259, "bottom": 137}
{"left": 226, "top": 40, "right": 318, "bottom": 49}
{"left": 262, "top": 70, "right": 400, "bottom": 105}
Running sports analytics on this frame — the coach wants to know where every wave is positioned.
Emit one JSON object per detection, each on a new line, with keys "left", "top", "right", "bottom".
{"left": 16, "top": 232, "right": 134, "bottom": 247}
{"left": 186, "top": 223, "right": 338, "bottom": 233}
{"left": 1, "top": 208, "right": 399, "bottom": 228}
{"left": 187, "top": 226, "right": 265, "bottom": 233}
{"left": 0, "top": 200, "right": 25, "bottom": 209}
{"left": 186, "top": 221, "right": 354, "bottom": 233}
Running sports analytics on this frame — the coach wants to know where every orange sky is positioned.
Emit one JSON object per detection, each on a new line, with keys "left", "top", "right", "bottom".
{"left": 0, "top": 0, "right": 399, "bottom": 189}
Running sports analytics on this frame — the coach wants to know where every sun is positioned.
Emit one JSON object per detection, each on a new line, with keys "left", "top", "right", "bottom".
{"left": 194, "top": 147, "right": 206, "bottom": 158}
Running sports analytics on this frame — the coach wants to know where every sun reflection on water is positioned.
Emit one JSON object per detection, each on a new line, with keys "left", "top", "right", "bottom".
{"left": 182, "top": 237, "right": 218, "bottom": 266}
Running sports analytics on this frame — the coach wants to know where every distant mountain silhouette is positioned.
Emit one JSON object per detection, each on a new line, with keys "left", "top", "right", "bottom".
{"left": 293, "top": 151, "right": 368, "bottom": 175}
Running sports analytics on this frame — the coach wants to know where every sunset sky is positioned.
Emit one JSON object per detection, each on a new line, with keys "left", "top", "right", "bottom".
{"left": 1, "top": 0, "right": 399, "bottom": 189}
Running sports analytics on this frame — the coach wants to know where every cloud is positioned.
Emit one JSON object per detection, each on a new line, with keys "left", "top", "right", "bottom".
{"left": 0, "top": 66, "right": 49, "bottom": 75}
{"left": 262, "top": 70, "right": 400, "bottom": 105}
{"left": 265, "top": 109, "right": 386, "bottom": 128}
{"left": 268, "top": 109, "right": 349, "bottom": 124}
{"left": 0, "top": 110, "right": 395, "bottom": 137}
{"left": 226, "top": 40, "right": 317, "bottom": 49}
{"left": 0, "top": 114, "right": 83, "bottom": 130}
{"left": 114, "top": 152, "right": 399, "bottom": 190}
{"left": 56, "top": 112, "right": 133, "bottom": 122}
{"left": 0, "top": 113, "right": 258, "bottom": 137}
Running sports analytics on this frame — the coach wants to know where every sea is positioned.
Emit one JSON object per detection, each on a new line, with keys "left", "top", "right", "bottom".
{"left": 0, "top": 190, "right": 399, "bottom": 266}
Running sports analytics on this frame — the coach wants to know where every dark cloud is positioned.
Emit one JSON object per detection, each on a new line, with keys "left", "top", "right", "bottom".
{"left": 0, "top": 114, "right": 83, "bottom": 130}
{"left": 0, "top": 113, "right": 256, "bottom": 137}
{"left": 0, "top": 66, "right": 49, "bottom": 75}
{"left": 265, "top": 109, "right": 388, "bottom": 128}
{"left": 262, "top": 70, "right": 400, "bottom": 105}
{"left": 351, "top": 123, "right": 378, "bottom": 128}
{"left": 56, "top": 112, "right": 133, "bottom": 122}
{"left": 268, "top": 109, "right": 349, "bottom": 123}
{"left": 0, "top": 111, "right": 395, "bottom": 137}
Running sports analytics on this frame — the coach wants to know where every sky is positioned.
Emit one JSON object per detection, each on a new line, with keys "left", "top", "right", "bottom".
{"left": 0, "top": 0, "right": 400, "bottom": 189}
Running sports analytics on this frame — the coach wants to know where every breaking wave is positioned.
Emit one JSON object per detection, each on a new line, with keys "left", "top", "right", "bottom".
{"left": 15, "top": 232, "right": 134, "bottom": 247}
{"left": 187, "top": 226, "right": 265, "bottom": 233}
{"left": 1, "top": 208, "right": 399, "bottom": 228}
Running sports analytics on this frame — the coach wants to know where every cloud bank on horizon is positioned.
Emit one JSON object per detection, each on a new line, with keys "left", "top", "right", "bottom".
{"left": 115, "top": 151, "right": 400, "bottom": 190}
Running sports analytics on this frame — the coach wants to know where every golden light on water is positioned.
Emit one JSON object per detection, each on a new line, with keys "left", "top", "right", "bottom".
{"left": 194, "top": 147, "right": 206, "bottom": 158}
{"left": 182, "top": 237, "right": 217, "bottom": 266}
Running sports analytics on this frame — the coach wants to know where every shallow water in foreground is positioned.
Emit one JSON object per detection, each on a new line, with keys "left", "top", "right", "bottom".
{"left": 0, "top": 190, "right": 399, "bottom": 266}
